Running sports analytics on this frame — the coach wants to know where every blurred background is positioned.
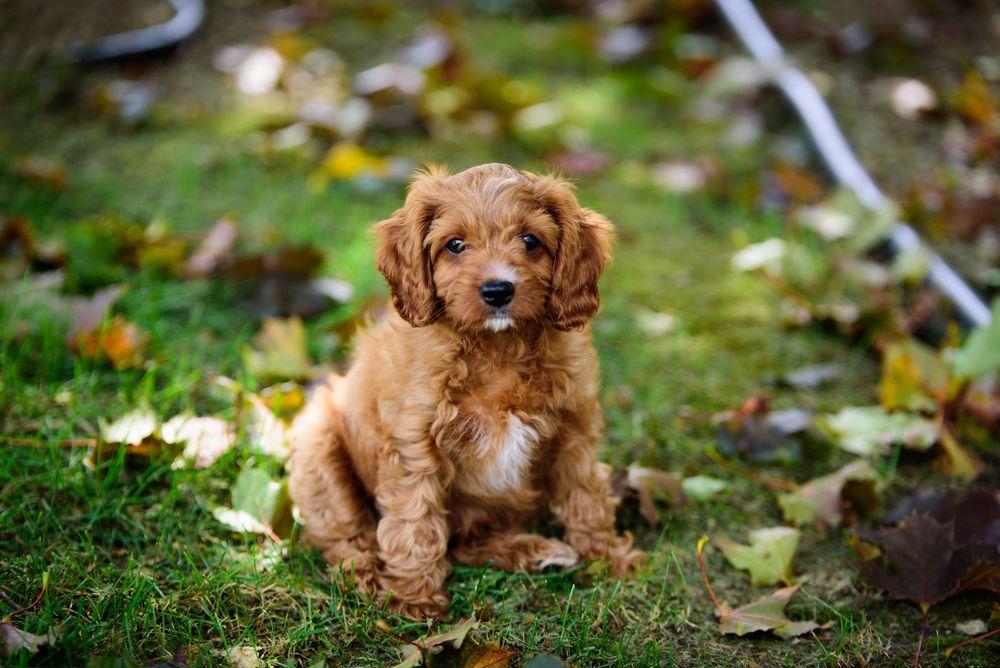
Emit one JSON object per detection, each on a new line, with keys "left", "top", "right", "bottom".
{"left": 1, "top": 1, "right": 998, "bottom": 665}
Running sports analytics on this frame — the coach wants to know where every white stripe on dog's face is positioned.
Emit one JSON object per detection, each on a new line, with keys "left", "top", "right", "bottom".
{"left": 485, "top": 263, "right": 518, "bottom": 284}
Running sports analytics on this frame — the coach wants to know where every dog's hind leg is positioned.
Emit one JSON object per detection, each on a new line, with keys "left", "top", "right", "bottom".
{"left": 288, "top": 385, "right": 379, "bottom": 595}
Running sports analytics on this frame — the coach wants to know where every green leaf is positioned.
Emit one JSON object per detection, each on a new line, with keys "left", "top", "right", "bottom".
{"left": 715, "top": 527, "right": 800, "bottom": 586}
{"left": 953, "top": 298, "right": 1000, "bottom": 380}
{"left": 215, "top": 466, "right": 292, "bottom": 538}
{"left": 818, "top": 406, "right": 938, "bottom": 456}
{"left": 778, "top": 459, "right": 880, "bottom": 527}
{"left": 681, "top": 475, "right": 730, "bottom": 502}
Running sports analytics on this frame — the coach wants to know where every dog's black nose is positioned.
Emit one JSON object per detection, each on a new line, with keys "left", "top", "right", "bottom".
{"left": 480, "top": 280, "right": 515, "bottom": 307}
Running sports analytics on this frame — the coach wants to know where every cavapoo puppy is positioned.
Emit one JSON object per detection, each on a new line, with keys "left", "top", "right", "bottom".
{"left": 288, "top": 163, "right": 643, "bottom": 619}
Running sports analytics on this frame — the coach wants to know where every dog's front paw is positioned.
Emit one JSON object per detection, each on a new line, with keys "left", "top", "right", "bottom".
{"left": 607, "top": 532, "right": 645, "bottom": 576}
{"left": 530, "top": 539, "right": 580, "bottom": 571}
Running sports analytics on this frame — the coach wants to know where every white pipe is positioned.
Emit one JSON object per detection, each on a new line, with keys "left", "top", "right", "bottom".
{"left": 63, "top": 0, "right": 205, "bottom": 63}
{"left": 716, "top": 0, "right": 991, "bottom": 327}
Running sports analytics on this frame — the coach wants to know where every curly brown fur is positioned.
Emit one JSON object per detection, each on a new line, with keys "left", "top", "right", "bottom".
{"left": 287, "top": 163, "right": 643, "bottom": 620}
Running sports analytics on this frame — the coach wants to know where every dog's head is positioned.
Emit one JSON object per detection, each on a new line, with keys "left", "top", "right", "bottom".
{"left": 375, "top": 163, "right": 614, "bottom": 333}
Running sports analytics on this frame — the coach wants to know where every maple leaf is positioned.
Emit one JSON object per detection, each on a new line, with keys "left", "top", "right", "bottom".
{"left": 388, "top": 615, "right": 480, "bottom": 668}
{"left": 93, "top": 407, "right": 168, "bottom": 464}
{"left": 878, "top": 338, "right": 949, "bottom": 413}
{"left": 242, "top": 317, "right": 314, "bottom": 382}
{"left": 934, "top": 428, "right": 983, "bottom": 481}
{"left": 716, "top": 583, "right": 819, "bottom": 639}
{"left": 185, "top": 216, "right": 238, "bottom": 278}
{"left": 778, "top": 459, "right": 880, "bottom": 527}
{"left": 611, "top": 465, "right": 685, "bottom": 526}
{"left": 853, "top": 490, "right": 1000, "bottom": 612}
{"left": 714, "top": 394, "right": 809, "bottom": 464}
{"left": 0, "top": 622, "right": 58, "bottom": 656}
{"left": 715, "top": 527, "right": 801, "bottom": 586}
{"left": 161, "top": 415, "right": 235, "bottom": 469}
{"left": 817, "top": 406, "right": 937, "bottom": 456}
{"left": 214, "top": 465, "right": 293, "bottom": 540}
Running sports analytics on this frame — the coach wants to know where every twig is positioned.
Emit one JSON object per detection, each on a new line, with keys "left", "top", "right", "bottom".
{"left": 0, "top": 436, "right": 96, "bottom": 448}
{"left": 913, "top": 609, "right": 928, "bottom": 668}
{"left": 375, "top": 619, "right": 425, "bottom": 652}
{"left": 3, "top": 572, "right": 48, "bottom": 620}
{"left": 696, "top": 536, "right": 722, "bottom": 613}
{"left": 944, "top": 627, "right": 1000, "bottom": 659}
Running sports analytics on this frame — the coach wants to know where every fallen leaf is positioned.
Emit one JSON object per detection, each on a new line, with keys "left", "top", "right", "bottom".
{"left": 797, "top": 205, "right": 854, "bottom": 241}
{"left": 93, "top": 78, "right": 157, "bottom": 124}
{"left": 715, "top": 527, "right": 800, "bottom": 586}
{"left": 216, "top": 465, "right": 293, "bottom": 539}
{"left": 14, "top": 155, "right": 67, "bottom": 191}
{"left": 883, "top": 488, "right": 1000, "bottom": 546}
{"left": 162, "top": 415, "right": 235, "bottom": 469}
{"left": 934, "top": 428, "right": 983, "bottom": 480}
{"left": 650, "top": 160, "right": 710, "bottom": 194}
{"left": 66, "top": 285, "right": 126, "bottom": 346}
{"left": 953, "top": 70, "right": 998, "bottom": 129}
{"left": 731, "top": 238, "right": 785, "bottom": 272}
{"left": 226, "top": 645, "right": 261, "bottom": 668}
{"left": 101, "top": 408, "right": 158, "bottom": 446}
{"left": 853, "top": 509, "right": 999, "bottom": 613}
{"left": 954, "top": 619, "right": 987, "bottom": 636}
{"left": 245, "top": 394, "right": 289, "bottom": 460}
{"left": 391, "top": 615, "right": 480, "bottom": 668}
{"left": 681, "top": 475, "right": 730, "bottom": 502}
{"left": 818, "top": 406, "right": 938, "bottom": 456}
{"left": 715, "top": 395, "right": 805, "bottom": 464}
{"left": 308, "top": 142, "right": 391, "bottom": 190}
{"left": 878, "top": 339, "right": 949, "bottom": 413}
{"left": 547, "top": 149, "right": 611, "bottom": 178}
{"left": 781, "top": 363, "right": 842, "bottom": 389}
{"left": 772, "top": 163, "right": 823, "bottom": 204}
{"left": 598, "top": 24, "right": 651, "bottom": 64}
{"left": 75, "top": 315, "right": 149, "bottom": 369}
{"left": 0, "top": 621, "right": 59, "bottom": 656}
{"left": 185, "top": 217, "right": 239, "bottom": 278}
{"left": 778, "top": 459, "right": 880, "bottom": 527}
{"left": 716, "top": 583, "right": 819, "bottom": 639}
{"left": 258, "top": 382, "right": 306, "bottom": 422}
{"left": 613, "top": 465, "right": 685, "bottom": 526}
{"left": 243, "top": 317, "right": 313, "bottom": 382}
{"left": 634, "top": 307, "right": 676, "bottom": 336}
{"left": 457, "top": 642, "right": 513, "bottom": 667}
{"left": 953, "top": 297, "right": 1000, "bottom": 380}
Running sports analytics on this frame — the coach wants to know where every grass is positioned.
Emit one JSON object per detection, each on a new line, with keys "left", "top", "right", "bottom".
{"left": 1, "top": 2, "right": 997, "bottom": 666}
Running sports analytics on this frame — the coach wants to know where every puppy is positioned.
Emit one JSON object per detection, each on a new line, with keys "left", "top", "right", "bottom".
{"left": 288, "top": 163, "right": 643, "bottom": 619}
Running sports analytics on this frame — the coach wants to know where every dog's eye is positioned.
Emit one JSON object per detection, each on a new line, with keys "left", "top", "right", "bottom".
{"left": 446, "top": 238, "right": 465, "bottom": 255}
{"left": 522, "top": 234, "right": 540, "bottom": 252}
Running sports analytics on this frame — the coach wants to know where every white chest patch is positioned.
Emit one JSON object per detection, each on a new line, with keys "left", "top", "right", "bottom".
{"left": 474, "top": 414, "right": 538, "bottom": 494}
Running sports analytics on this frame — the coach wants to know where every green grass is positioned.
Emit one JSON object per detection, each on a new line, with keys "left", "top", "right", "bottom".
{"left": 1, "top": 3, "right": 997, "bottom": 667}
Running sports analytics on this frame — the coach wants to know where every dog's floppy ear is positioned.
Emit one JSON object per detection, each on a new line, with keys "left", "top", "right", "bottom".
{"left": 375, "top": 168, "right": 448, "bottom": 327}
{"left": 530, "top": 174, "right": 614, "bottom": 331}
